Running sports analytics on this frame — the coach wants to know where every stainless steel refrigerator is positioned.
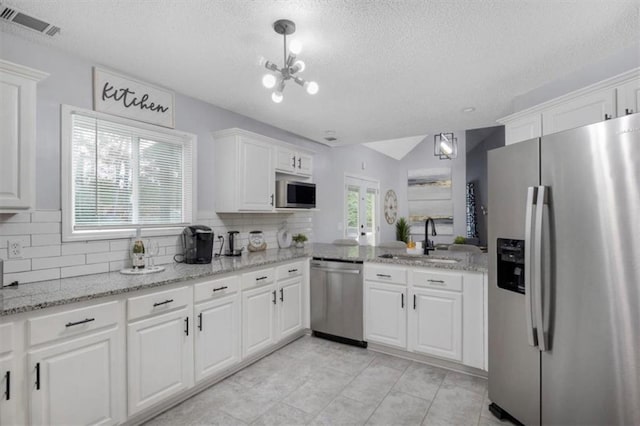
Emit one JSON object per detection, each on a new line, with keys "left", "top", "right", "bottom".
{"left": 487, "top": 114, "right": 640, "bottom": 425}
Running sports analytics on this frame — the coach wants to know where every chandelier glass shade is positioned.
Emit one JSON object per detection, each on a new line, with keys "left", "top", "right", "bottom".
{"left": 434, "top": 132, "right": 458, "bottom": 160}
{"left": 261, "top": 19, "right": 318, "bottom": 103}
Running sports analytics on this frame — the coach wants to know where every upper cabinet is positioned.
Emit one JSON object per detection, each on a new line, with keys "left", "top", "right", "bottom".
{"left": 0, "top": 60, "right": 48, "bottom": 212}
{"left": 212, "top": 128, "right": 314, "bottom": 213}
{"left": 275, "top": 146, "right": 313, "bottom": 177}
{"left": 500, "top": 69, "right": 639, "bottom": 145}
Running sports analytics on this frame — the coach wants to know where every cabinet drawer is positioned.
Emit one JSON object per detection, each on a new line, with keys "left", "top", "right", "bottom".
{"left": 0, "top": 323, "right": 13, "bottom": 354}
{"left": 242, "top": 268, "right": 275, "bottom": 290}
{"left": 276, "top": 261, "right": 304, "bottom": 280}
{"left": 128, "top": 286, "right": 191, "bottom": 321}
{"left": 28, "top": 301, "right": 119, "bottom": 346}
{"left": 364, "top": 264, "right": 407, "bottom": 284}
{"left": 412, "top": 269, "right": 462, "bottom": 292}
{"left": 194, "top": 275, "right": 239, "bottom": 302}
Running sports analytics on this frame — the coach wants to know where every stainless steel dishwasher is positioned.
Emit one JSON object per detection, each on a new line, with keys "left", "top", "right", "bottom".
{"left": 310, "top": 258, "right": 366, "bottom": 347}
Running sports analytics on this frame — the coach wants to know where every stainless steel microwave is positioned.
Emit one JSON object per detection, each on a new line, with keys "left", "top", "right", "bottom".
{"left": 276, "top": 180, "right": 316, "bottom": 208}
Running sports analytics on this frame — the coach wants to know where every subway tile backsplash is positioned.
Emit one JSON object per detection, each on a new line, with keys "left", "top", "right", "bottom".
{"left": 0, "top": 210, "right": 313, "bottom": 285}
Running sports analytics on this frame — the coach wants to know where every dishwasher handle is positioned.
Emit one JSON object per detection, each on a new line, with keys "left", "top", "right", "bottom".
{"left": 311, "top": 266, "right": 360, "bottom": 275}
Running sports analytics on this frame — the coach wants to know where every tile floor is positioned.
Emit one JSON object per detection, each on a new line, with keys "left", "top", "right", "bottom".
{"left": 144, "top": 335, "right": 507, "bottom": 426}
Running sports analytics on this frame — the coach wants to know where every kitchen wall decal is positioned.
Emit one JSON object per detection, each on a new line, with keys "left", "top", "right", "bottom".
{"left": 407, "top": 168, "right": 454, "bottom": 235}
{"left": 93, "top": 67, "right": 175, "bottom": 128}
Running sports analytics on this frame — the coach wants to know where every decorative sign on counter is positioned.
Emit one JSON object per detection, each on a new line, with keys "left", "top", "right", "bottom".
{"left": 93, "top": 67, "right": 175, "bottom": 128}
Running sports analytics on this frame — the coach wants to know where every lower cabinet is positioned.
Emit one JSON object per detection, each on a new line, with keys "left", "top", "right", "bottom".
{"left": 364, "top": 281, "right": 407, "bottom": 349}
{"left": 242, "top": 283, "right": 278, "bottom": 358}
{"left": 194, "top": 292, "right": 241, "bottom": 382}
{"left": 127, "top": 305, "right": 193, "bottom": 415}
{"left": 28, "top": 328, "right": 122, "bottom": 426}
{"left": 408, "top": 287, "right": 462, "bottom": 361}
{"left": 0, "top": 356, "right": 15, "bottom": 426}
{"left": 278, "top": 276, "right": 303, "bottom": 340}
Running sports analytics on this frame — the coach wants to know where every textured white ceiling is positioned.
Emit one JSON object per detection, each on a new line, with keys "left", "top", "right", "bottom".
{"left": 2, "top": 0, "right": 639, "bottom": 146}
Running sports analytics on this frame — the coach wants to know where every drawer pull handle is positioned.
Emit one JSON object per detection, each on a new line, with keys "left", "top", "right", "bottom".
{"left": 626, "top": 108, "right": 634, "bottom": 115}
{"left": 427, "top": 279, "right": 445, "bottom": 284}
{"left": 65, "top": 318, "right": 95, "bottom": 327}
{"left": 272, "top": 290, "right": 277, "bottom": 304}
{"left": 256, "top": 276, "right": 268, "bottom": 281}
{"left": 35, "top": 363, "right": 40, "bottom": 390}
{"left": 413, "top": 294, "right": 417, "bottom": 310}
{"left": 288, "top": 269, "right": 298, "bottom": 273}
{"left": 376, "top": 274, "right": 392, "bottom": 278}
{"left": 280, "top": 288, "right": 284, "bottom": 302}
{"left": 4, "top": 371, "right": 9, "bottom": 400}
{"left": 198, "top": 313, "right": 203, "bottom": 331}
{"left": 604, "top": 113, "right": 612, "bottom": 120}
{"left": 401, "top": 293, "right": 404, "bottom": 309}
{"left": 184, "top": 317, "right": 189, "bottom": 336}
{"left": 213, "top": 286, "right": 228, "bottom": 292}
{"left": 153, "top": 299, "right": 174, "bottom": 307}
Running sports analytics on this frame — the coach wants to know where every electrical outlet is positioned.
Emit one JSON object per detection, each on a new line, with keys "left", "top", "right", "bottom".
{"left": 8, "top": 240, "right": 23, "bottom": 259}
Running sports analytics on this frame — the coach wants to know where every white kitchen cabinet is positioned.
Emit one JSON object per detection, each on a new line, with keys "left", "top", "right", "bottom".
{"left": 213, "top": 129, "right": 275, "bottom": 212}
{"left": 0, "top": 60, "right": 48, "bottom": 212}
{"left": 127, "top": 302, "right": 193, "bottom": 415}
{"left": 278, "top": 276, "right": 303, "bottom": 340}
{"left": 29, "top": 328, "right": 122, "bottom": 426}
{"left": 276, "top": 146, "right": 313, "bottom": 177}
{"left": 242, "top": 282, "right": 278, "bottom": 358}
{"left": 504, "top": 114, "right": 542, "bottom": 145}
{"left": 408, "top": 287, "right": 462, "bottom": 362}
{"left": 616, "top": 78, "right": 640, "bottom": 116}
{"left": 364, "top": 281, "right": 407, "bottom": 349}
{"left": 542, "top": 88, "right": 616, "bottom": 135}
{"left": 194, "top": 290, "right": 241, "bottom": 383}
{"left": 0, "top": 323, "right": 15, "bottom": 426}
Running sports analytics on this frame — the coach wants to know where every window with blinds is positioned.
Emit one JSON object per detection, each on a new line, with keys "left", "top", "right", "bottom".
{"left": 63, "top": 108, "right": 195, "bottom": 239}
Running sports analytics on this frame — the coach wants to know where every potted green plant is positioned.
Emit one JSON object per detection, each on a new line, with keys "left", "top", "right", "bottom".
{"left": 292, "top": 233, "right": 308, "bottom": 248}
{"left": 395, "top": 217, "right": 410, "bottom": 243}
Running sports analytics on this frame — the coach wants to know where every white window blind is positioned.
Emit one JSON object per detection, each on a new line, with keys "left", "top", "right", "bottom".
{"left": 70, "top": 112, "right": 193, "bottom": 231}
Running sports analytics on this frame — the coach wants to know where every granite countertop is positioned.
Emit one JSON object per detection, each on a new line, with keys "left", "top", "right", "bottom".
{"left": 0, "top": 243, "right": 487, "bottom": 317}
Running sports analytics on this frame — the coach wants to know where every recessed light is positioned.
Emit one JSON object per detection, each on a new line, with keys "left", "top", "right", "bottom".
{"left": 462, "top": 107, "right": 476, "bottom": 113}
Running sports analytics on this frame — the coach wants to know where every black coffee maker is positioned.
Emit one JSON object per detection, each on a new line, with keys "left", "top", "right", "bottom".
{"left": 182, "top": 225, "right": 214, "bottom": 264}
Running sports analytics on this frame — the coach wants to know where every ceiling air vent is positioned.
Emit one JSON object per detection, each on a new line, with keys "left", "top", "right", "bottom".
{"left": 324, "top": 136, "right": 337, "bottom": 142}
{"left": 0, "top": 3, "right": 60, "bottom": 36}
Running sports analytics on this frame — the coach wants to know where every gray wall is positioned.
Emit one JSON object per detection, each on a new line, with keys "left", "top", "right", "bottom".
{"left": 466, "top": 126, "right": 505, "bottom": 246}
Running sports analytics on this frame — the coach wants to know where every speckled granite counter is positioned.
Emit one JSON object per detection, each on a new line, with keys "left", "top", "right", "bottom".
{"left": 1, "top": 243, "right": 486, "bottom": 316}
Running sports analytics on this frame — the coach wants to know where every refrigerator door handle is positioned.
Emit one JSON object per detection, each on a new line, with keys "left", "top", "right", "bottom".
{"left": 524, "top": 186, "right": 538, "bottom": 347}
{"left": 534, "top": 186, "right": 548, "bottom": 351}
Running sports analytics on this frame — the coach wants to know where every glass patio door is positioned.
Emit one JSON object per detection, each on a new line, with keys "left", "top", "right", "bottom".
{"left": 344, "top": 176, "right": 379, "bottom": 246}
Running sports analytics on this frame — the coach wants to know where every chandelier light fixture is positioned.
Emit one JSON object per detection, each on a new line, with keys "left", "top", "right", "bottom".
{"left": 434, "top": 132, "right": 458, "bottom": 160}
{"left": 261, "top": 19, "right": 319, "bottom": 103}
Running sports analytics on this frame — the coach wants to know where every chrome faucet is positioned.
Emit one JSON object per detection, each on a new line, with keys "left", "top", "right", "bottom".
{"left": 424, "top": 217, "right": 437, "bottom": 255}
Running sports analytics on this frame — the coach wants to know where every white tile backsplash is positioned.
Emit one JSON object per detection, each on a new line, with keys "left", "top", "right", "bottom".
{"left": 1, "top": 210, "right": 314, "bottom": 284}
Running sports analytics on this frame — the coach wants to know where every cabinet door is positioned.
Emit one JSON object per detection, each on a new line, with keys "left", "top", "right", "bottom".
{"left": 542, "top": 88, "right": 615, "bottom": 135}
{"left": 29, "top": 328, "right": 123, "bottom": 426}
{"left": 504, "top": 114, "right": 542, "bottom": 145}
{"left": 616, "top": 79, "right": 640, "bottom": 116}
{"left": 0, "top": 357, "right": 15, "bottom": 426}
{"left": 276, "top": 147, "right": 296, "bottom": 174}
{"left": 278, "top": 277, "right": 303, "bottom": 340}
{"left": 239, "top": 137, "right": 275, "bottom": 211}
{"left": 364, "top": 281, "right": 407, "bottom": 349}
{"left": 0, "top": 63, "right": 44, "bottom": 211}
{"left": 194, "top": 294, "right": 241, "bottom": 382}
{"left": 127, "top": 307, "right": 193, "bottom": 415}
{"left": 242, "top": 284, "right": 277, "bottom": 358}
{"left": 296, "top": 153, "right": 313, "bottom": 176}
{"left": 409, "top": 288, "right": 462, "bottom": 361}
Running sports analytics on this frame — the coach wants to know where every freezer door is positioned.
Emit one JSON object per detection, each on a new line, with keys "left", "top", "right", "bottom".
{"left": 540, "top": 114, "right": 640, "bottom": 425}
{"left": 487, "top": 139, "right": 541, "bottom": 426}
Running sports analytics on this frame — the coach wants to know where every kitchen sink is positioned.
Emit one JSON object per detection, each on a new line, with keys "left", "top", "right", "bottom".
{"left": 378, "top": 254, "right": 460, "bottom": 264}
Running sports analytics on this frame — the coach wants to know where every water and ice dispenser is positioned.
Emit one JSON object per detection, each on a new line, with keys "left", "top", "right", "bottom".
{"left": 496, "top": 238, "right": 526, "bottom": 294}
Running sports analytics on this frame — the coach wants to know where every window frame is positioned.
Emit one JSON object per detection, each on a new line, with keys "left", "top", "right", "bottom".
{"left": 61, "top": 104, "right": 197, "bottom": 242}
